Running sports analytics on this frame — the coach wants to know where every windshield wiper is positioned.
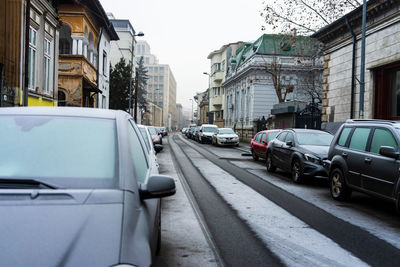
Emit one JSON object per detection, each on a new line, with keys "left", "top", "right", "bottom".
{"left": 0, "top": 179, "right": 58, "bottom": 189}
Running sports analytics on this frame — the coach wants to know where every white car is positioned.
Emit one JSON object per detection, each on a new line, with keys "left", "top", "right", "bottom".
{"left": 137, "top": 124, "right": 163, "bottom": 168}
{"left": 198, "top": 124, "right": 218, "bottom": 143}
{"left": 212, "top": 128, "right": 240, "bottom": 146}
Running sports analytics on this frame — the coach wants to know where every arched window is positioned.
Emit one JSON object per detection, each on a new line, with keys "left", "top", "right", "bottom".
{"left": 59, "top": 23, "right": 72, "bottom": 55}
{"left": 58, "top": 91, "right": 67, "bottom": 106}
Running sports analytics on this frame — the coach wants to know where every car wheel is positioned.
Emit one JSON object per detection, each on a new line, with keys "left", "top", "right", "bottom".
{"left": 396, "top": 194, "right": 400, "bottom": 214}
{"left": 266, "top": 153, "right": 276, "bottom": 172}
{"left": 291, "top": 159, "right": 303, "bottom": 183}
{"left": 252, "top": 149, "right": 259, "bottom": 161}
{"left": 236, "top": 143, "right": 239, "bottom": 147}
{"left": 329, "top": 168, "right": 352, "bottom": 201}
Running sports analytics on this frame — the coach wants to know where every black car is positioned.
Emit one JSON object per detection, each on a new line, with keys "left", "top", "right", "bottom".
{"left": 326, "top": 119, "right": 400, "bottom": 212}
{"left": 266, "top": 129, "right": 333, "bottom": 183}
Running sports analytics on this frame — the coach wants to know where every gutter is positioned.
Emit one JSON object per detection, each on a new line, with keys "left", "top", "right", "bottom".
{"left": 96, "top": 27, "right": 103, "bottom": 108}
{"left": 345, "top": 16, "right": 356, "bottom": 119}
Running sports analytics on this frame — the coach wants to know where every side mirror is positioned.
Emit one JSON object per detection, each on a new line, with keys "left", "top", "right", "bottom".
{"left": 379, "top": 146, "right": 399, "bottom": 159}
{"left": 139, "top": 175, "right": 176, "bottom": 200}
{"left": 200, "top": 130, "right": 203, "bottom": 133}
{"left": 154, "top": 144, "right": 163, "bottom": 153}
{"left": 286, "top": 141, "right": 293, "bottom": 146}
{"left": 262, "top": 140, "right": 267, "bottom": 145}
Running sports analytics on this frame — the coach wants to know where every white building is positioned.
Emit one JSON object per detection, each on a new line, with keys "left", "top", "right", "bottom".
{"left": 223, "top": 34, "right": 323, "bottom": 141}
{"left": 136, "top": 40, "right": 177, "bottom": 129}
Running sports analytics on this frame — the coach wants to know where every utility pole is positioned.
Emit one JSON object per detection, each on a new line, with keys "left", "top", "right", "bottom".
{"left": 134, "top": 73, "right": 138, "bottom": 122}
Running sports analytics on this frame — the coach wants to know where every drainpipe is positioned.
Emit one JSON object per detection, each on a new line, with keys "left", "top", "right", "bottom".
{"left": 346, "top": 16, "right": 356, "bottom": 119}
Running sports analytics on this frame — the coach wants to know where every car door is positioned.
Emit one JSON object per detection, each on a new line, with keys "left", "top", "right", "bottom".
{"left": 362, "top": 127, "right": 400, "bottom": 198}
{"left": 254, "top": 133, "right": 262, "bottom": 156}
{"left": 127, "top": 121, "right": 159, "bottom": 255}
{"left": 281, "top": 132, "right": 295, "bottom": 170}
{"left": 259, "top": 133, "right": 268, "bottom": 159}
{"left": 271, "top": 131, "right": 288, "bottom": 167}
{"left": 345, "top": 127, "right": 372, "bottom": 188}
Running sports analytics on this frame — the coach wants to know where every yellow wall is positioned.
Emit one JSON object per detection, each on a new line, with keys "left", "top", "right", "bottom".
{"left": 28, "top": 96, "right": 56, "bottom": 107}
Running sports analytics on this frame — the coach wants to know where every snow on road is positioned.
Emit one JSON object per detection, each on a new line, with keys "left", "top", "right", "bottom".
{"left": 181, "top": 141, "right": 367, "bottom": 267}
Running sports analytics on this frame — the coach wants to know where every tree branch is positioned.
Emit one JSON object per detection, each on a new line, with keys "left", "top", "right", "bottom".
{"left": 299, "top": 0, "right": 329, "bottom": 25}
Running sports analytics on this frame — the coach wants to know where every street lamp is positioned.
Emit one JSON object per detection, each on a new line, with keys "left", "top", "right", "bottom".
{"left": 203, "top": 72, "right": 211, "bottom": 123}
{"left": 189, "top": 98, "right": 194, "bottom": 123}
{"left": 128, "top": 31, "right": 144, "bottom": 117}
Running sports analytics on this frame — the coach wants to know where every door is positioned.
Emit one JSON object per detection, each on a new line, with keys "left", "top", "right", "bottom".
{"left": 345, "top": 127, "right": 372, "bottom": 188}
{"left": 259, "top": 133, "right": 268, "bottom": 159}
{"left": 281, "top": 132, "right": 295, "bottom": 171}
{"left": 362, "top": 128, "right": 399, "bottom": 197}
{"left": 253, "top": 133, "right": 262, "bottom": 155}
{"left": 272, "top": 131, "right": 288, "bottom": 168}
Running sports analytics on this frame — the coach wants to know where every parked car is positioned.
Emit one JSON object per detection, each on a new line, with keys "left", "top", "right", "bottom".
{"left": 199, "top": 124, "right": 218, "bottom": 143}
{"left": 326, "top": 119, "right": 400, "bottom": 212}
{"left": 250, "top": 129, "right": 281, "bottom": 161}
{"left": 148, "top": 126, "right": 162, "bottom": 145}
{"left": 212, "top": 128, "right": 239, "bottom": 146}
{"left": 160, "top": 127, "right": 168, "bottom": 136}
{"left": 266, "top": 129, "right": 333, "bottom": 183}
{"left": 137, "top": 124, "right": 163, "bottom": 155}
{"left": 187, "top": 124, "right": 197, "bottom": 138}
{"left": 193, "top": 126, "right": 201, "bottom": 141}
{"left": 0, "top": 107, "right": 176, "bottom": 267}
{"left": 182, "top": 127, "right": 188, "bottom": 134}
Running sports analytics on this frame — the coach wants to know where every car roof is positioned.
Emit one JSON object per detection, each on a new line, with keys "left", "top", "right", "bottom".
{"left": 201, "top": 124, "right": 218, "bottom": 127}
{"left": 283, "top": 128, "right": 329, "bottom": 133}
{"left": 219, "top": 128, "right": 234, "bottom": 130}
{"left": 345, "top": 119, "right": 400, "bottom": 128}
{"left": 0, "top": 107, "right": 124, "bottom": 120}
{"left": 258, "top": 129, "right": 281, "bottom": 133}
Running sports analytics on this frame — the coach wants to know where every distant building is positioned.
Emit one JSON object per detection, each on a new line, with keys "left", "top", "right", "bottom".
{"left": 206, "top": 42, "right": 243, "bottom": 127}
{"left": 194, "top": 89, "right": 209, "bottom": 125}
{"left": 57, "top": 0, "right": 118, "bottom": 107}
{"left": 136, "top": 40, "right": 177, "bottom": 129}
{"left": 223, "top": 34, "right": 323, "bottom": 141}
{"left": 143, "top": 102, "right": 163, "bottom": 126}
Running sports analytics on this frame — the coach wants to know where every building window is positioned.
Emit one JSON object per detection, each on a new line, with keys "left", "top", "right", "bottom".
{"left": 28, "top": 27, "right": 37, "bottom": 90}
{"left": 103, "top": 51, "right": 108, "bottom": 76}
{"left": 102, "top": 95, "right": 106, "bottom": 109}
{"left": 211, "top": 63, "right": 221, "bottom": 74}
{"left": 59, "top": 23, "right": 72, "bottom": 54}
{"left": 43, "top": 38, "right": 53, "bottom": 94}
{"left": 159, "top": 76, "right": 163, "bottom": 83}
{"left": 390, "top": 70, "right": 400, "bottom": 117}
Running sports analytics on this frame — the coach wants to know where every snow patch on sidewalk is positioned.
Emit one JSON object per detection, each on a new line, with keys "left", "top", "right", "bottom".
{"left": 183, "top": 145, "right": 367, "bottom": 267}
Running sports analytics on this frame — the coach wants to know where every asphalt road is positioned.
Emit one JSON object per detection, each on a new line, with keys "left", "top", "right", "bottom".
{"left": 170, "top": 133, "right": 400, "bottom": 267}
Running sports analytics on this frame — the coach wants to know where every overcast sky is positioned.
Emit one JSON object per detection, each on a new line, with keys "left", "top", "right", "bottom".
{"left": 100, "top": 0, "right": 266, "bottom": 111}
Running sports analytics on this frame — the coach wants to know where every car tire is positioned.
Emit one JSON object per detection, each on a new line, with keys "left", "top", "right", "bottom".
{"left": 236, "top": 143, "right": 239, "bottom": 147}
{"left": 266, "top": 153, "right": 276, "bottom": 172}
{"left": 252, "top": 149, "right": 259, "bottom": 161}
{"left": 329, "top": 168, "right": 352, "bottom": 201}
{"left": 396, "top": 194, "right": 400, "bottom": 214}
{"left": 291, "top": 159, "right": 303, "bottom": 183}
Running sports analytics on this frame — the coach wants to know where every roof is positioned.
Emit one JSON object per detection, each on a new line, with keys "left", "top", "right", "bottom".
{"left": 207, "top": 42, "right": 243, "bottom": 59}
{"left": 58, "top": 0, "right": 119, "bottom": 40}
{"left": 230, "top": 34, "right": 320, "bottom": 72}
{"left": 0, "top": 107, "right": 126, "bottom": 119}
{"left": 311, "top": 0, "right": 399, "bottom": 43}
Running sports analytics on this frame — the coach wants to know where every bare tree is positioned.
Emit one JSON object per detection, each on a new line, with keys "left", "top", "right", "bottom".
{"left": 261, "top": 34, "right": 322, "bottom": 103}
{"left": 261, "top": 0, "right": 361, "bottom": 35}
{"left": 296, "top": 69, "right": 323, "bottom": 103}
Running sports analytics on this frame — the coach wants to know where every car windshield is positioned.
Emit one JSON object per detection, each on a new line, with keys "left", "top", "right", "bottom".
{"left": 0, "top": 115, "right": 117, "bottom": 188}
{"left": 219, "top": 129, "right": 235, "bottom": 134}
{"left": 204, "top": 127, "right": 218, "bottom": 133}
{"left": 296, "top": 132, "right": 333, "bottom": 146}
{"left": 148, "top": 127, "right": 157, "bottom": 135}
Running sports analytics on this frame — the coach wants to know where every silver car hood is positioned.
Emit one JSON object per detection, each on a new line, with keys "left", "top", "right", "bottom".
{"left": 0, "top": 189, "right": 124, "bottom": 267}
{"left": 217, "top": 134, "right": 238, "bottom": 138}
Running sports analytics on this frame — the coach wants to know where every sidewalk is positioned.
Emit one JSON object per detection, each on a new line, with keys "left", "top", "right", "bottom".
{"left": 154, "top": 138, "right": 218, "bottom": 267}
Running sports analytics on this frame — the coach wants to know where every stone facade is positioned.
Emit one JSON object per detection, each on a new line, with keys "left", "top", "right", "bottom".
{"left": 313, "top": 0, "right": 400, "bottom": 122}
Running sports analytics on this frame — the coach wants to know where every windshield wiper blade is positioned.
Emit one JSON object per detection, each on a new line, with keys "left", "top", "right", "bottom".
{"left": 0, "top": 179, "right": 58, "bottom": 189}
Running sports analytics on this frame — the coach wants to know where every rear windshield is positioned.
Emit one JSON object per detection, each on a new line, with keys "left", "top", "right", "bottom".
{"left": 148, "top": 127, "right": 157, "bottom": 135}
{"left": 296, "top": 132, "right": 333, "bottom": 146}
{"left": 203, "top": 127, "right": 217, "bottom": 133}
{"left": 0, "top": 115, "right": 117, "bottom": 188}
{"left": 219, "top": 129, "right": 234, "bottom": 134}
